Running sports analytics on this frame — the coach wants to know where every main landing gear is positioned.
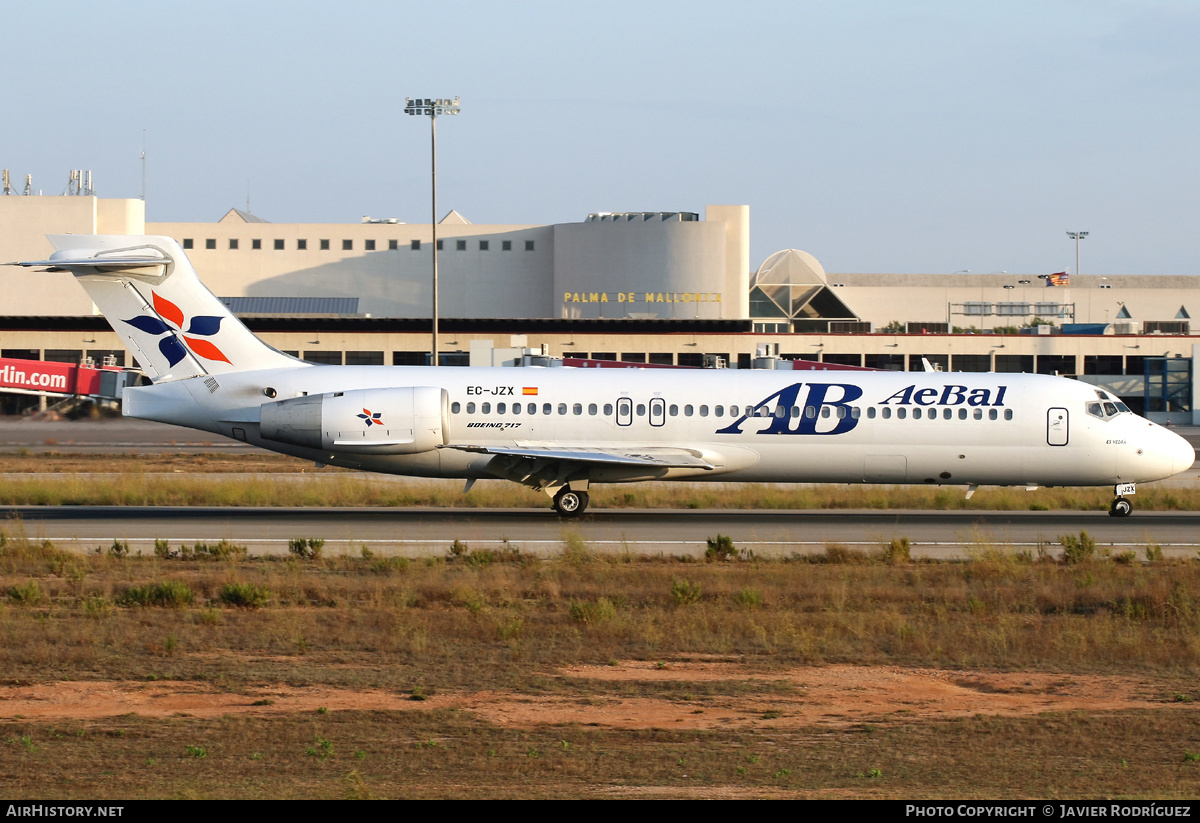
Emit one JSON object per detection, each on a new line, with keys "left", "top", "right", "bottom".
{"left": 553, "top": 487, "right": 590, "bottom": 517}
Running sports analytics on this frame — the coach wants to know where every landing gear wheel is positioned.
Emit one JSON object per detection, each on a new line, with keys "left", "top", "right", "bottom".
{"left": 1109, "top": 497, "right": 1133, "bottom": 518}
{"left": 553, "top": 488, "right": 589, "bottom": 517}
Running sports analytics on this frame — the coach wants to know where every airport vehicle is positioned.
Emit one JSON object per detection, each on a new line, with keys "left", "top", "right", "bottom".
{"left": 15, "top": 235, "right": 1195, "bottom": 516}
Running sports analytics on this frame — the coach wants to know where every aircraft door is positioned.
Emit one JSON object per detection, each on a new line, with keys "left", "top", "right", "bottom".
{"left": 616, "top": 397, "right": 633, "bottom": 427}
{"left": 1047, "top": 407, "right": 1069, "bottom": 446}
{"left": 649, "top": 398, "right": 665, "bottom": 427}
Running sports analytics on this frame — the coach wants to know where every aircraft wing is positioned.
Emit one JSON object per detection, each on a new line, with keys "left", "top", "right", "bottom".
{"left": 439, "top": 444, "right": 716, "bottom": 470}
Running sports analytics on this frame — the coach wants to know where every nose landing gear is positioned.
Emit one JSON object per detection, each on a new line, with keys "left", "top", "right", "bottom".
{"left": 1109, "top": 483, "right": 1136, "bottom": 517}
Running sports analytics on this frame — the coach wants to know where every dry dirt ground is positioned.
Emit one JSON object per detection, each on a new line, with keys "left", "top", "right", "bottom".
{"left": 0, "top": 661, "right": 1178, "bottom": 730}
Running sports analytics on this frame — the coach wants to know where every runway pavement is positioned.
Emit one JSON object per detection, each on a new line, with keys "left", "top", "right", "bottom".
{"left": 5, "top": 505, "right": 1199, "bottom": 560}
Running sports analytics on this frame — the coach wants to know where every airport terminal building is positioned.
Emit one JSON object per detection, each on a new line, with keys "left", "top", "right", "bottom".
{"left": 1, "top": 191, "right": 1196, "bottom": 422}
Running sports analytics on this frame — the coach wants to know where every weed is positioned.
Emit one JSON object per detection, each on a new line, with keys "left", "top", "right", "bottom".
{"left": 164, "top": 633, "right": 178, "bottom": 656}
{"left": 1145, "top": 543, "right": 1163, "bottom": 563}
{"left": 733, "top": 587, "right": 764, "bottom": 608}
{"left": 705, "top": 534, "right": 738, "bottom": 562}
{"left": 306, "top": 737, "right": 334, "bottom": 760}
{"left": 185, "top": 745, "right": 207, "bottom": 759}
{"left": 118, "top": 581, "right": 194, "bottom": 609}
{"left": 448, "top": 539, "right": 469, "bottom": 559}
{"left": 880, "top": 537, "right": 911, "bottom": 564}
{"left": 1060, "top": 531, "right": 1097, "bottom": 564}
{"left": 218, "top": 582, "right": 271, "bottom": 609}
{"left": 1185, "top": 752, "right": 1200, "bottom": 763}
{"left": 179, "top": 540, "right": 247, "bottom": 561}
{"left": 19, "top": 735, "right": 36, "bottom": 753}
{"left": 568, "top": 597, "right": 618, "bottom": 624}
{"left": 107, "top": 539, "right": 130, "bottom": 559}
{"left": 317, "top": 707, "right": 329, "bottom": 715}
{"left": 288, "top": 537, "right": 325, "bottom": 560}
{"left": 153, "top": 538, "right": 175, "bottom": 559}
{"left": 670, "top": 577, "right": 702, "bottom": 606}
{"left": 7, "top": 580, "right": 44, "bottom": 606}
{"left": 251, "top": 699, "right": 275, "bottom": 706}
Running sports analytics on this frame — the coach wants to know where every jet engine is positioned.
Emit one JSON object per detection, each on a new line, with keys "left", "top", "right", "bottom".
{"left": 259, "top": 386, "right": 449, "bottom": 454}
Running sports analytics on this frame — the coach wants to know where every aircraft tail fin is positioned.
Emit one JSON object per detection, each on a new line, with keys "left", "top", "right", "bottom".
{"left": 17, "top": 236, "right": 304, "bottom": 382}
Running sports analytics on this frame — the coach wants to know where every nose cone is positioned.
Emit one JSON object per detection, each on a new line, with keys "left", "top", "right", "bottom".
{"left": 1167, "top": 429, "right": 1197, "bottom": 477}
{"left": 1139, "top": 425, "right": 1196, "bottom": 481}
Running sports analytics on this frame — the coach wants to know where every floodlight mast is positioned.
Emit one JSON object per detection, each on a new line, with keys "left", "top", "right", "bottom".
{"left": 405, "top": 97, "right": 461, "bottom": 364}
{"left": 1066, "top": 231, "right": 1088, "bottom": 279}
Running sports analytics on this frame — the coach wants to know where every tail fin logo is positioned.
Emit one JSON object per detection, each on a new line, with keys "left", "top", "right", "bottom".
{"left": 122, "top": 292, "right": 231, "bottom": 367}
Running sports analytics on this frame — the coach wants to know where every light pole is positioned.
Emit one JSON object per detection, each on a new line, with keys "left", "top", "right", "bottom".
{"left": 405, "top": 96, "right": 461, "bottom": 365}
{"left": 1066, "top": 231, "right": 1088, "bottom": 279}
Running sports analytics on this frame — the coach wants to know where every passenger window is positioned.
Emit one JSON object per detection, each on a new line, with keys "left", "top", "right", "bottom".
{"left": 913, "top": 408, "right": 922, "bottom": 420}
{"left": 669, "top": 404, "right": 678, "bottom": 416}
{"left": 497, "top": 402, "right": 506, "bottom": 414}
{"left": 636, "top": 404, "right": 645, "bottom": 416}
{"left": 836, "top": 406, "right": 847, "bottom": 419}
{"left": 558, "top": 403, "right": 567, "bottom": 415}
{"left": 729, "top": 406, "right": 739, "bottom": 417}
{"left": 973, "top": 408, "right": 983, "bottom": 420}
{"left": 867, "top": 407, "right": 876, "bottom": 419}
{"left": 700, "top": 405, "right": 709, "bottom": 417}
{"left": 958, "top": 408, "right": 967, "bottom": 420}
{"left": 588, "top": 403, "right": 597, "bottom": 415}
{"left": 467, "top": 402, "right": 476, "bottom": 414}
{"left": 574, "top": 403, "right": 583, "bottom": 415}
{"left": 514, "top": 404, "right": 522, "bottom": 415}
{"left": 1004, "top": 409, "right": 1013, "bottom": 420}
{"left": 851, "top": 407, "right": 861, "bottom": 419}
{"left": 528, "top": 403, "right": 537, "bottom": 415}
{"left": 715, "top": 406, "right": 724, "bottom": 418}
{"left": 989, "top": 409, "right": 998, "bottom": 420}
{"left": 897, "top": 408, "right": 907, "bottom": 419}
{"left": 543, "top": 403, "right": 552, "bottom": 415}
{"left": 942, "top": 408, "right": 952, "bottom": 420}
{"left": 482, "top": 402, "right": 491, "bottom": 414}
{"left": 772, "top": 406, "right": 784, "bottom": 419}
{"left": 882, "top": 407, "right": 892, "bottom": 419}
{"left": 452, "top": 402, "right": 461, "bottom": 414}
{"left": 684, "top": 404, "right": 694, "bottom": 416}
{"left": 604, "top": 403, "right": 613, "bottom": 415}
{"left": 805, "top": 406, "right": 816, "bottom": 419}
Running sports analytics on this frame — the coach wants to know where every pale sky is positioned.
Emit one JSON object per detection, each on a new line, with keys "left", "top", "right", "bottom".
{"left": 4, "top": 1, "right": 1197, "bottom": 276}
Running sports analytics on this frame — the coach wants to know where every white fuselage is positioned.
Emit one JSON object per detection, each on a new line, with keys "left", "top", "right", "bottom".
{"left": 122, "top": 365, "right": 1195, "bottom": 489}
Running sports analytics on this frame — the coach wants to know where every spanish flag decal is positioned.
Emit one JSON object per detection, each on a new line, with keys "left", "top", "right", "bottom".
{"left": 522, "top": 387, "right": 538, "bottom": 396}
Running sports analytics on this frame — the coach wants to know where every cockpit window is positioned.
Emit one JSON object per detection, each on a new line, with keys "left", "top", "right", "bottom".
{"left": 1087, "top": 399, "right": 1130, "bottom": 420}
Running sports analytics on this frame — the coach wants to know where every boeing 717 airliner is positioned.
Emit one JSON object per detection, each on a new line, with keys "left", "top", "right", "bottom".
{"left": 14, "top": 236, "right": 1195, "bottom": 516}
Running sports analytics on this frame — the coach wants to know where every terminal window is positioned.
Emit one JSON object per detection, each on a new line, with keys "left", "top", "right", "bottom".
{"left": 456, "top": 240, "right": 466, "bottom": 251}
{"left": 228, "top": 239, "right": 239, "bottom": 250}
{"left": 320, "top": 239, "right": 330, "bottom": 250}
{"left": 342, "top": 240, "right": 353, "bottom": 250}
{"left": 297, "top": 239, "right": 307, "bottom": 250}
{"left": 411, "top": 240, "right": 421, "bottom": 250}
{"left": 182, "top": 239, "right": 193, "bottom": 249}
{"left": 252, "top": 239, "right": 262, "bottom": 250}
{"left": 365, "top": 240, "right": 376, "bottom": 251}
{"left": 389, "top": 239, "right": 398, "bottom": 250}
{"left": 205, "top": 239, "right": 216, "bottom": 250}
{"left": 525, "top": 240, "right": 535, "bottom": 251}
{"left": 274, "top": 239, "right": 285, "bottom": 250}
{"left": 502, "top": 240, "right": 512, "bottom": 251}
{"left": 479, "top": 240, "right": 489, "bottom": 251}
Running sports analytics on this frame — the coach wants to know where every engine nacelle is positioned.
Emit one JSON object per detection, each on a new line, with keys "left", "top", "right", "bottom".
{"left": 259, "top": 386, "right": 449, "bottom": 454}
